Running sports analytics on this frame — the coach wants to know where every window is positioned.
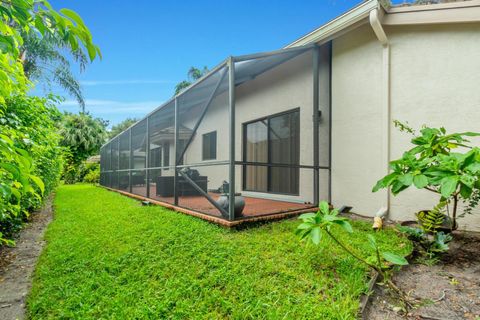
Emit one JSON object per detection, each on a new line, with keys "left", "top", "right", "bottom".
{"left": 243, "top": 109, "right": 300, "bottom": 195}
{"left": 202, "top": 131, "right": 217, "bottom": 160}
{"left": 163, "top": 142, "right": 170, "bottom": 168}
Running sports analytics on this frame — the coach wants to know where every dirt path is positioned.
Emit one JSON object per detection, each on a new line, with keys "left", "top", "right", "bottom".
{"left": 0, "top": 197, "right": 54, "bottom": 320}
{"left": 364, "top": 231, "right": 480, "bottom": 320}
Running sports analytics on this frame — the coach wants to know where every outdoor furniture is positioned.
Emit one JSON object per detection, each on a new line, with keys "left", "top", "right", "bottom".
{"left": 131, "top": 174, "right": 145, "bottom": 186}
{"left": 156, "top": 176, "right": 207, "bottom": 197}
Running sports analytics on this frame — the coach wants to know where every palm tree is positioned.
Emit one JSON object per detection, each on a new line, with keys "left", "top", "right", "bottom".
{"left": 174, "top": 66, "right": 209, "bottom": 95}
{"left": 59, "top": 112, "right": 108, "bottom": 163}
{"left": 21, "top": 32, "right": 89, "bottom": 111}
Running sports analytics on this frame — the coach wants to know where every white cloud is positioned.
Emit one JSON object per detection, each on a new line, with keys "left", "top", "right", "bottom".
{"left": 80, "top": 79, "right": 175, "bottom": 86}
{"left": 59, "top": 99, "right": 164, "bottom": 114}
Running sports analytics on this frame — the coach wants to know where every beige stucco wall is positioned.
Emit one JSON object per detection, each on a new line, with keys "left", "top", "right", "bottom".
{"left": 331, "top": 22, "right": 480, "bottom": 231}
{"left": 331, "top": 24, "right": 387, "bottom": 215}
{"left": 181, "top": 48, "right": 331, "bottom": 204}
{"left": 388, "top": 23, "right": 480, "bottom": 231}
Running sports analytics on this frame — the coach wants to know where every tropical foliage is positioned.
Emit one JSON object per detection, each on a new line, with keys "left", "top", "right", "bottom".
{"left": 82, "top": 163, "right": 100, "bottom": 184}
{"left": 1, "top": 95, "right": 63, "bottom": 245}
{"left": 373, "top": 121, "right": 480, "bottom": 230}
{"left": 0, "top": 0, "right": 100, "bottom": 244}
{"left": 59, "top": 113, "right": 107, "bottom": 184}
{"left": 174, "top": 66, "right": 209, "bottom": 95}
{"left": 397, "top": 201, "right": 453, "bottom": 263}
{"left": 108, "top": 117, "right": 137, "bottom": 139}
{"left": 22, "top": 32, "right": 88, "bottom": 110}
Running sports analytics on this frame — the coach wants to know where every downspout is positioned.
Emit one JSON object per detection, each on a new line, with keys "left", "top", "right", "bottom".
{"left": 369, "top": 7, "right": 390, "bottom": 229}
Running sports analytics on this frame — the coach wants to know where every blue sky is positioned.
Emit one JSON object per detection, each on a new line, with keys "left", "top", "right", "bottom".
{"left": 44, "top": 0, "right": 400, "bottom": 126}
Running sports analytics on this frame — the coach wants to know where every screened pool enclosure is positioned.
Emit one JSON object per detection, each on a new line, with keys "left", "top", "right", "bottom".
{"left": 100, "top": 44, "right": 331, "bottom": 223}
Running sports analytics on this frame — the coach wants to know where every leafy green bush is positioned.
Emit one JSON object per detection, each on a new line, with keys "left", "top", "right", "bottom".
{"left": 59, "top": 113, "right": 106, "bottom": 184}
{"left": 62, "top": 157, "right": 100, "bottom": 184}
{"left": 1, "top": 95, "right": 63, "bottom": 244}
{"left": 0, "top": 0, "right": 100, "bottom": 246}
{"left": 373, "top": 122, "right": 480, "bottom": 230}
{"left": 82, "top": 163, "right": 100, "bottom": 184}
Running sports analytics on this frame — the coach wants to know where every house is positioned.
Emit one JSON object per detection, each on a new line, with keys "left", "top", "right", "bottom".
{"left": 100, "top": 0, "right": 480, "bottom": 230}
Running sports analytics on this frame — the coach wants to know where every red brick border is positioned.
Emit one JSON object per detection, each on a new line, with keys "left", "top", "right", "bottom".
{"left": 101, "top": 186, "right": 316, "bottom": 227}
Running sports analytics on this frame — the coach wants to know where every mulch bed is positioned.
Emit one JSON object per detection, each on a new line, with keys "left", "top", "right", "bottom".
{"left": 363, "top": 230, "right": 480, "bottom": 320}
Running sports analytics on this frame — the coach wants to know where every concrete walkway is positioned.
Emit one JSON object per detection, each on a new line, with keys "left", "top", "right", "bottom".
{"left": 0, "top": 197, "right": 53, "bottom": 320}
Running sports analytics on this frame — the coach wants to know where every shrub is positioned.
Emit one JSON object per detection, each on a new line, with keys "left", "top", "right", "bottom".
{"left": 62, "top": 158, "right": 100, "bottom": 184}
{"left": 0, "top": 95, "right": 63, "bottom": 245}
{"left": 82, "top": 163, "right": 100, "bottom": 184}
{"left": 373, "top": 122, "right": 480, "bottom": 230}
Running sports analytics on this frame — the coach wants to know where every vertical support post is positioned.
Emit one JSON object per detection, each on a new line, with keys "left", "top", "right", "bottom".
{"left": 174, "top": 97, "right": 179, "bottom": 206}
{"left": 328, "top": 42, "right": 333, "bottom": 204}
{"left": 228, "top": 57, "right": 236, "bottom": 221}
{"left": 313, "top": 46, "right": 320, "bottom": 206}
{"left": 129, "top": 128, "right": 132, "bottom": 193}
{"left": 109, "top": 143, "right": 112, "bottom": 188}
{"left": 117, "top": 138, "right": 120, "bottom": 189}
{"left": 145, "top": 117, "right": 150, "bottom": 198}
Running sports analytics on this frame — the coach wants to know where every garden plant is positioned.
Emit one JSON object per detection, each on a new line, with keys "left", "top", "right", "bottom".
{"left": 373, "top": 121, "right": 480, "bottom": 231}
{"left": 0, "top": 0, "right": 100, "bottom": 245}
{"left": 297, "top": 201, "right": 412, "bottom": 308}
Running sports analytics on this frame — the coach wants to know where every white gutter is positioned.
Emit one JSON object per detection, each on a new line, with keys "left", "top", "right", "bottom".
{"left": 369, "top": 7, "right": 391, "bottom": 217}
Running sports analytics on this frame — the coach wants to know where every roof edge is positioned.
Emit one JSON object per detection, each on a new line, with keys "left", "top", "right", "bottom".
{"left": 388, "top": 0, "right": 480, "bottom": 14}
{"left": 284, "top": 0, "right": 380, "bottom": 48}
{"left": 285, "top": 0, "right": 480, "bottom": 48}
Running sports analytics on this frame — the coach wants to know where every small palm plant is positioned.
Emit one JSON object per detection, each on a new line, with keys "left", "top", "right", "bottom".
{"left": 297, "top": 201, "right": 411, "bottom": 306}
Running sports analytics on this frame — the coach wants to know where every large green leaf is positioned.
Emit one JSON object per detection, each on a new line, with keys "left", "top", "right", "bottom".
{"left": 413, "top": 174, "right": 429, "bottom": 189}
{"left": 298, "top": 212, "right": 316, "bottom": 220}
{"left": 372, "top": 172, "right": 398, "bottom": 192}
{"left": 59, "top": 8, "right": 87, "bottom": 28}
{"left": 367, "top": 234, "right": 377, "bottom": 250}
{"left": 319, "top": 201, "right": 330, "bottom": 215}
{"left": 332, "top": 220, "right": 353, "bottom": 233}
{"left": 466, "top": 162, "right": 480, "bottom": 174}
{"left": 0, "top": 163, "right": 21, "bottom": 179}
{"left": 381, "top": 252, "right": 408, "bottom": 266}
{"left": 29, "top": 174, "right": 45, "bottom": 194}
{"left": 440, "top": 176, "right": 459, "bottom": 198}
{"left": 460, "top": 174, "right": 475, "bottom": 188}
{"left": 459, "top": 184, "right": 473, "bottom": 199}
{"left": 398, "top": 173, "right": 413, "bottom": 186}
{"left": 310, "top": 227, "right": 322, "bottom": 245}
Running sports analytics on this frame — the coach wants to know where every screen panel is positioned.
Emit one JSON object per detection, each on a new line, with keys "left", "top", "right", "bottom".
{"left": 131, "top": 120, "right": 147, "bottom": 169}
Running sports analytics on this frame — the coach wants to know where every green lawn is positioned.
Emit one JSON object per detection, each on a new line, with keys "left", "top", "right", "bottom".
{"left": 27, "top": 184, "right": 411, "bottom": 319}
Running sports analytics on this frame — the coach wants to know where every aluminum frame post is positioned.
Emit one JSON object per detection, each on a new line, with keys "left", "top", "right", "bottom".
{"left": 117, "top": 137, "right": 120, "bottom": 189}
{"left": 328, "top": 42, "right": 333, "bottom": 204}
{"left": 129, "top": 128, "right": 132, "bottom": 193}
{"left": 174, "top": 97, "right": 179, "bottom": 206}
{"left": 228, "top": 57, "right": 236, "bottom": 221}
{"left": 313, "top": 46, "right": 320, "bottom": 206}
{"left": 145, "top": 117, "right": 150, "bottom": 198}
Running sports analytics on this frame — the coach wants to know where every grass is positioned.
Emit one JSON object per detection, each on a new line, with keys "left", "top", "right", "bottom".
{"left": 27, "top": 184, "right": 411, "bottom": 319}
